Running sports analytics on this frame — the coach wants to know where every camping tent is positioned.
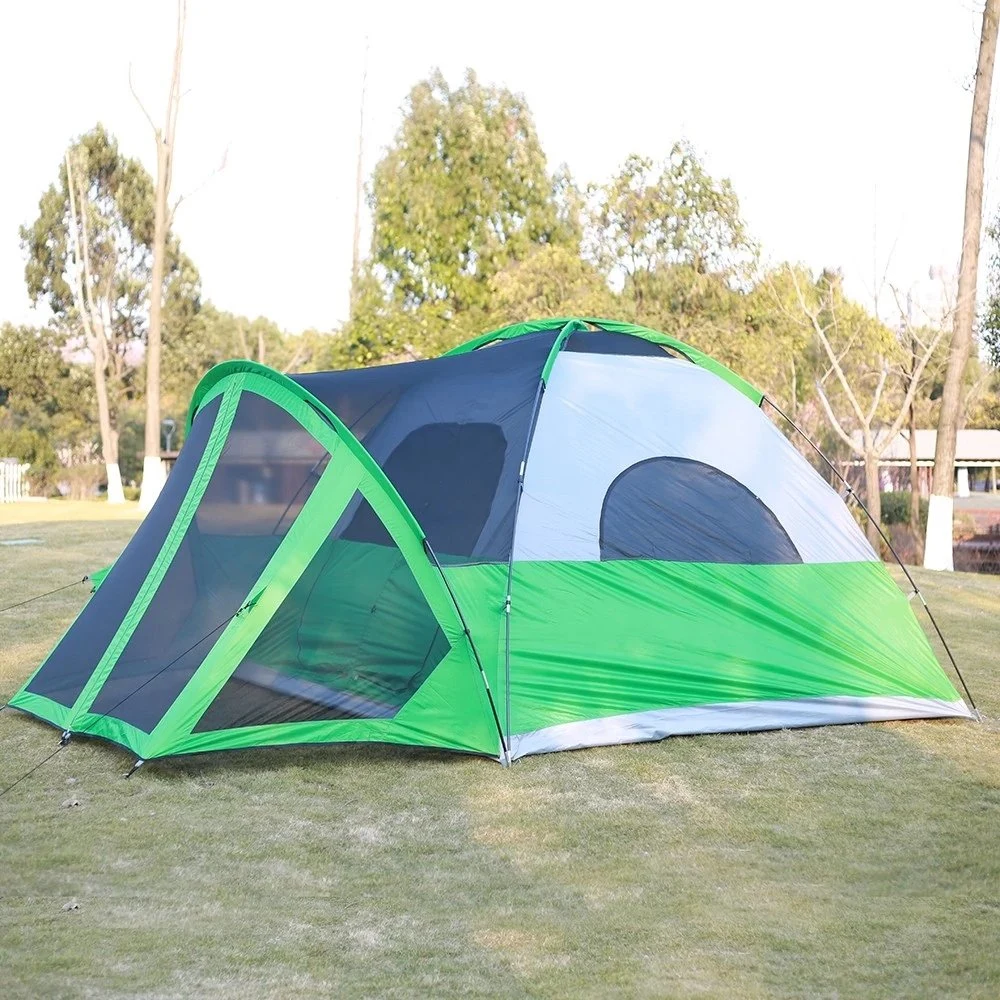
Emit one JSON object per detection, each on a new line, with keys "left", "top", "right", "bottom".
{"left": 9, "top": 318, "right": 971, "bottom": 763}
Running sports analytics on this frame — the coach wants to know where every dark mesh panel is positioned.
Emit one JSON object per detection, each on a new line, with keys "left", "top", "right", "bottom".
{"left": 566, "top": 330, "right": 675, "bottom": 357}
{"left": 87, "top": 392, "right": 329, "bottom": 733}
{"left": 24, "top": 397, "right": 223, "bottom": 708}
{"left": 599, "top": 457, "right": 801, "bottom": 564}
{"left": 291, "top": 331, "right": 556, "bottom": 562}
{"left": 342, "top": 423, "right": 506, "bottom": 559}
{"left": 194, "top": 494, "right": 450, "bottom": 730}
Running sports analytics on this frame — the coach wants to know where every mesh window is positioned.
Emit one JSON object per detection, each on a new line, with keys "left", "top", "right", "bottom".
{"left": 24, "top": 397, "right": 223, "bottom": 708}
{"left": 342, "top": 422, "right": 507, "bottom": 559}
{"left": 194, "top": 493, "right": 450, "bottom": 731}
{"left": 599, "top": 457, "right": 801, "bottom": 564}
{"left": 291, "top": 330, "right": 558, "bottom": 562}
{"left": 86, "top": 392, "right": 329, "bottom": 733}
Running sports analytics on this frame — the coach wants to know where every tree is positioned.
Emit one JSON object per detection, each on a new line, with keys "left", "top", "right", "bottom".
{"left": 783, "top": 268, "right": 945, "bottom": 547}
{"left": 486, "top": 244, "right": 617, "bottom": 324}
{"left": 981, "top": 213, "right": 1000, "bottom": 368}
{"left": 926, "top": 0, "right": 999, "bottom": 570}
{"left": 352, "top": 69, "right": 569, "bottom": 360}
{"left": 21, "top": 125, "right": 156, "bottom": 502}
{"left": 350, "top": 40, "right": 368, "bottom": 314}
{"left": 584, "top": 144, "right": 753, "bottom": 323}
{"left": 740, "top": 267, "right": 816, "bottom": 413}
{"left": 0, "top": 324, "right": 94, "bottom": 493}
{"left": 132, "top": 0, "right": 187, "bottom": 510}
{"left": 163, "top": 304, "right": 322, "bottom": 410}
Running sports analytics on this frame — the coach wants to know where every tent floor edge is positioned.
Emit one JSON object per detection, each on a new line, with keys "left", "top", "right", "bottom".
{"left": 508, "top": 695, "right": 973, "bottom": 760}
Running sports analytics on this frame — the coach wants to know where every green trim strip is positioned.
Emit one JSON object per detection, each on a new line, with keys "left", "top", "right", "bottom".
{"left": 66, "top": 384, "right": 242, "bottom": 728}
{"left": 187, "top": 360, "right": 428, "bottom": 542}
{"left": 143, "top": 439, "right": 361, "bottom": 757}
{"left": 150, "top": 373, "right": 498, "bottom": 758}
{"left": 43, "top": 373, "right": 497, "bottom": 758}
{"left": 443, "top": 317, "right": 762, "bottom": 404}
{"left": 540, "top": 319, "right": 587, "bottom": 385}
{"left": 8, "top": 689, "right": 74, "bottom": 732}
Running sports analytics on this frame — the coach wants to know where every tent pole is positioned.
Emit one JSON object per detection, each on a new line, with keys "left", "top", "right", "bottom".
{"left": 423, "top": 539, "right": 510, "bottom": 764}
{"left": 763, "top": 396, "right": 979, "bottom": 716}
{"left": 499, "top": 321, "right": 586, "bottom": 760}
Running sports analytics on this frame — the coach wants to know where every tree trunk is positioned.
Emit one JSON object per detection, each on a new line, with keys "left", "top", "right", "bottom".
{"left": 139, "top": 0, "right": 185, "bottom": 513}
{"left": 926, "top": 0, "right": 999, "bottom": 570}
{"left": 64, "top": 148, "right": 124, "bottom": 504}
{"left": 92, "top": 329, "right": 125, "bottom": 504}
{"left": 140, "top": 142, "right": 169, "bottom": 511}
{"left": 908, "top": 401, "right": 922, "bottom": 552}
{"left": 350, "top": 43, "right": 367, "bottom": 314}
{"left": 864, "top": 449, "right": 882, "bottom": 550}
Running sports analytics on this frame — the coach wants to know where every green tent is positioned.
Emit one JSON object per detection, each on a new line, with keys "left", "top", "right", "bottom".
{"left": 9, "top": 318, "right": 970, "bottom": 764}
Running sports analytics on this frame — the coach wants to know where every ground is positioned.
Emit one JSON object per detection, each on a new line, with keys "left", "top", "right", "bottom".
{"left": 0, "top": 501, "right": 998, "bottom": 1000}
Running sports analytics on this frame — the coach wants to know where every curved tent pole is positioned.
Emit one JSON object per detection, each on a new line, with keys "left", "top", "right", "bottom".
{"left": 763, "top": 395, "right": 979, "bottom": 716}
{"left": 500, "top": 320, "right": 588, "bottom": 754}
{"left": 184, "top": 360, "right": 510, "bottom": 758}
{"left": 442, "top": 316, "right": 763, "bottom": 405}
{"left": 423, "top": 539, "right": 509, "bottom": 765}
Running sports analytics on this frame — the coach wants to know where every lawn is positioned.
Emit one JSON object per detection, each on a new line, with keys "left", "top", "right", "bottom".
{"left": 0, "top": 501, "right": 998, "bottom": 999}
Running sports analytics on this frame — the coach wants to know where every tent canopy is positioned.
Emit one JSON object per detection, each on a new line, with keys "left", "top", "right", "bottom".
{"left": 10, "top": 318, "right": 971, "bottom": 763}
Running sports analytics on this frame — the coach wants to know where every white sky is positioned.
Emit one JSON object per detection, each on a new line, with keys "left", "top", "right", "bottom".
{"left": 1, "top": 0, "right": 997, "bottom": 333}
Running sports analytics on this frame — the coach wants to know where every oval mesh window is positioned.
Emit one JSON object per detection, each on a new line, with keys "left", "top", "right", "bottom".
{"left": 599, "top": 457, "right": 801, "bottom": 564}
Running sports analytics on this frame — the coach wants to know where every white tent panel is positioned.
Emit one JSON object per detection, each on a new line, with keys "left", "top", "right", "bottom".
{"left": 513, "top": 352, "right": 876, "bottom": 564}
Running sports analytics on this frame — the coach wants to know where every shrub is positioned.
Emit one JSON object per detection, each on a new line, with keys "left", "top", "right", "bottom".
{"left": 61, "top": 463, "right": 104, "bottom": 500}
{"left": 0, "top": 426, "right": 61, "bottom": 495}
{"left": 880, "top": 491, "right": 928, "bottom": 533}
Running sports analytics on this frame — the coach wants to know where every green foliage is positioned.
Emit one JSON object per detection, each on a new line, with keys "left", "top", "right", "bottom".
{"left": 0, "top": 426, "right": 60, "bottom": 493}
{"left": 966, "top": 370, "right": 1000, "bottom": 428}
{"left": 19, "top": 124, "right": 201, "bottom": 437}
{"left": 20, "top": 124, "right": 153, "bottom": 327}
{"left": 982, "top": 211, "right": 1000, "bottom": 368}
{"left": 163, "top": 304, "right": 327, "bottom": 410}
{"left": 486, "top": 244, "right": 616, "bottom": 327}
{"left": 343, "top": 69, "right": 574, "bottom": 363}
{"left": 20, "top": 124, "right": 154, "bottom": 327}
{"left": 371, "top": 69, "right": 566, "bottom": 313}
{"left": 0, "top": 324, "right": 95, "bottom": 492}
{"left": 585, "top": 144, "right": 753, "bottom": 313}
{"left": 880, "top": 491, "right": 928, "bottom": 531}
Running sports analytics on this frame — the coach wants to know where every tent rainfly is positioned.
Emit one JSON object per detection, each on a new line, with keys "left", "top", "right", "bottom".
{"left": 9, "top": 318, "right": 972, "bottom": 764}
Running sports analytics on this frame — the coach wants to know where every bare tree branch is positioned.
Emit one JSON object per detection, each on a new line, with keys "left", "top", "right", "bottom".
{"left": 865, "top": 364, "right": 889, "bottom": 426}
{"left": 814, "top": 380, "right": 862, "bottom": 454}
{"left": 128, "top": 64, "right": 158, "bottom": 137}
{"left": 875, "top": 324, "right": 946, "bottom": 455}
{"left": 168, "top": 146, "right": 228, "bottom": 228}
{"left": 788, "top": 266, "right": 868, "bottom": 429}
{"left": 235, "top": 321, "right": 250, "bottom": 359}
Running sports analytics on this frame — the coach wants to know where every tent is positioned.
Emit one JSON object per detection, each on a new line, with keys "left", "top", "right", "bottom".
{"left": 9, "top": 318, "right": 971, "bottom": 764}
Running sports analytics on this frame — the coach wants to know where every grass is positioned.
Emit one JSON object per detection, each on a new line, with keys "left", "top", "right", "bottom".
{"left": 0, "top": 500, "right": 998, "bottom": 999}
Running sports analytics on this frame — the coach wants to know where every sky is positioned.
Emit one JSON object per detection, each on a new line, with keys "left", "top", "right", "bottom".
{"left": 0, "top": 0, "right": 997, "bottom": 334}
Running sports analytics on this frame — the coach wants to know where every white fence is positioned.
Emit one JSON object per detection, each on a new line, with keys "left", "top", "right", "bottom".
{"left": 0, "top": 459, "right": 30, "bottom": 502}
